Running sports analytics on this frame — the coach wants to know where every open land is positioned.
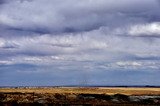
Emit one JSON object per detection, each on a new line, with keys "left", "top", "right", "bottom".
{"left": 1, "top": 87, "right": 160, "bottom": 105}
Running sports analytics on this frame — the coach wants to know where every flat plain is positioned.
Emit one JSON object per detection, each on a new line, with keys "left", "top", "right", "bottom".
{"left": 1, "top": 87, "right": 160, "bottom": 105}
{"left": 1, "top": 87, "right": 160, "bottom": 95}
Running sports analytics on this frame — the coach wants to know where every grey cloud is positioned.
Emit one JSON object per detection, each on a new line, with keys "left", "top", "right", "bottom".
{"left": 0, "top": 0, "right": 159, "bottom": 35}
{"left": 0, "top": 0, "right": 5, "bottom": 4}
{"left": 1, "top": 29, "right": 160, "bottom": 66}
{"left": 1, "top": 0, "right": 160, "bottom": 86}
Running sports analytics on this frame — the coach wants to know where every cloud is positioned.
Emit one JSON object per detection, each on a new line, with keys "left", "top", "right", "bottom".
{"left": 1, "top": 0, "right": 160, "bottom": 85}
{"left": 0, "top": 0, "right": 159, "bottom": 35}
{"left": 117, "top": 61, "right": 160, "bottom": 70}
{"left": 0, "top": 60, "right": 13, "bottom": 65}
{"left": 0, "top": 0, "right": 5, "bottom": 4}
{"left": 0, "top": 38, "right": 5, "bottom": 47}
{"left": 128, "top": 22, "right": 160, "bottom": 37}
{"left": 0, "top": 37, "right": 18, "bottom": 49}
{"left": 0, "top": 29, "right": 160, "bottom": 67}
{"left": 116, "top": 61, "right": 141, "bottom": 67}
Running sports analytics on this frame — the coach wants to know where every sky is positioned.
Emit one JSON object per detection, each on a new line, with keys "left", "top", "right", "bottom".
{"left": 0, "top": 0, "right": 160, "bottom": 86}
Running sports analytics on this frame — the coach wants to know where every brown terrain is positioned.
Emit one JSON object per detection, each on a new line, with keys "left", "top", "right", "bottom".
{"left": 1, "top": 87, "right": 160, "bottom": 106}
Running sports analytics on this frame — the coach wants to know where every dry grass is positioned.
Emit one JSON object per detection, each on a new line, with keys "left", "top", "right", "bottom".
{"left": 1, "top": 87, "right": 160, "bottom": 95}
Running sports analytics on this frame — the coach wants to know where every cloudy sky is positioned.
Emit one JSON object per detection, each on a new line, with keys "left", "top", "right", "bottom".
{"left": 0, "top": 0, "right": 160, "bottom": 86}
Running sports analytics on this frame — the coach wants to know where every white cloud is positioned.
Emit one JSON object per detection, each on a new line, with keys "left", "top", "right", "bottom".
{"left": 0, "top": 37, "right": 18, "bottom": 49}
{"left": 0, "top": 60, "right": 13, "bottom": 65}
{"left": 3, "top": 33, "right": 108, "bottom": 56}
{"left": 116, "top": 61, "right": 141, "bottom": 67}
{"left": 128, "top": 22, "right": 160, "bottom": 36}
{"left": 0, "top": 38, "right": 5, "bottom": 47}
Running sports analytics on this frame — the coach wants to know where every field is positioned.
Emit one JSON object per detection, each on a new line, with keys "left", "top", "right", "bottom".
{"left": 1, "top": 87, "right": 160, "bottom": 105}
{"left": 1, "top": 87, "right": 160, "bottom": 95}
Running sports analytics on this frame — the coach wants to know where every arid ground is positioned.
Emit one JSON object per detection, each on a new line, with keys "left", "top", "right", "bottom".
{"left": 1, "top": 87, "right": 160, "bottom": 95}
{"left": 1, "top": 87, "right": 160, "bottom": 106}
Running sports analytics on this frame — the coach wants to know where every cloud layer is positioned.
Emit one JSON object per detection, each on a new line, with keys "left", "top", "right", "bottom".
{"left": 0, "top": 0, "right": 160, "bottom": 86}
{"left": 0, "top": 0, "right": 160, "bottom": 34}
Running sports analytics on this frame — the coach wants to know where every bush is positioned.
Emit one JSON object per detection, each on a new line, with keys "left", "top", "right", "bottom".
{"left": 113, "top": 94, "right": 129, "bottom": 102}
